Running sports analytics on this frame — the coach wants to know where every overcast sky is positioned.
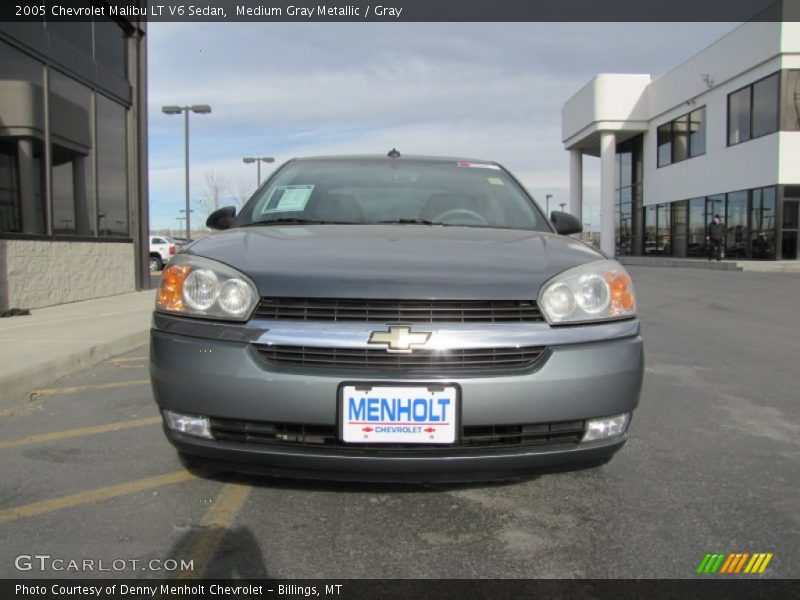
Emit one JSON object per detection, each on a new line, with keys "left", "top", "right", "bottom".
{"left": 147, "top": 22, "right": 739, "bottom": 233}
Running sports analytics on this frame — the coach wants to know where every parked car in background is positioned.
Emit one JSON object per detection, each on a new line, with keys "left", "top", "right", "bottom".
{"left": 149, "top": 236, "right": 176, "bottom": 271}
{"left": 150, "top": 153, "right": 643, "bottom": 482}
{"left": 171, "top": 237, "right": 195, "bottom": 251}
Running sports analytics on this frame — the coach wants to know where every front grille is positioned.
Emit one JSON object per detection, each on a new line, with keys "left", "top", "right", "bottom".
{"left": 253, "top": 298, "right": 544, "bottom": 323}
{"left": 209, "top": 418, "right": 586, "bottom": 452}
{"left": 254, "top": 345, "right": 546, "bottom": 372}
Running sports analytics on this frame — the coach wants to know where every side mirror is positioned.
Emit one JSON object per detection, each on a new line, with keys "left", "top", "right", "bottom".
{"left": 206, "top": 206, "right": 236, "bottom": 230}
{"left": 550, "top": 211, "right": 583, "bottom": 235}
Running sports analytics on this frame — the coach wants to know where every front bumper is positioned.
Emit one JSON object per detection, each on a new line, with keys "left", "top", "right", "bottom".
{"left": 150, "top": 317, "right": 643, "bottom": 482}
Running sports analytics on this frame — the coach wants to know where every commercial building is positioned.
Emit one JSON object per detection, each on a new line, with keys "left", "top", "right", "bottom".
{"left": 0, "top": 10, "right": 148, "bottom": 311}
{"left": 562, "top": 14, "right": 800, "bottom": 260}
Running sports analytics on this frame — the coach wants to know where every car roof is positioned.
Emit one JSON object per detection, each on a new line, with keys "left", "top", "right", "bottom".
{"left": 290, "top": 154, "right": 501, "bottom": 166}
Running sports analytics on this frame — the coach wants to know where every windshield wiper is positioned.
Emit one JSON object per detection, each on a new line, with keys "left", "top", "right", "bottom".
{"left": 374, "top": 219, "right": 442, "bottom": 226}
{"left": 241, "top": 219, "right": 357, "bottom": 226}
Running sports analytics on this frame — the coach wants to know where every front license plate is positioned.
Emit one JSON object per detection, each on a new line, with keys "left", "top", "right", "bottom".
{"left": 340, "top": 384, "right": 459, "bottom": 444}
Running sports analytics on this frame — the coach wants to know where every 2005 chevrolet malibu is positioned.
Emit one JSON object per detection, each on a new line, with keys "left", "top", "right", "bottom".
{"left": 150, "top": 153, "right": 643, "bottom": 482}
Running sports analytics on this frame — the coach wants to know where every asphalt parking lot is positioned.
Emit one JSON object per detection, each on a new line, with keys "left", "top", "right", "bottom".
{"left": 1, "top": 266, "right": 798, "bottom": 579}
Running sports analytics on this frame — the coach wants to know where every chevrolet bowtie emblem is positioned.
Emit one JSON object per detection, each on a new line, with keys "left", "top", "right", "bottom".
{"left": 368, "top": 325, "right": 431, "bottom": 352}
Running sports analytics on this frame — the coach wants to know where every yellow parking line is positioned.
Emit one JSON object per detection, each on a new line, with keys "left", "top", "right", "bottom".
{"left": 29, "top": 379, "right": 150, "bottom": 398}
{"left": 175, "top": 483, "right": 253, "bottom": 579}
{"left": 0, "top": 471, "right": 194, "bottom": 524}
{"left": 0, "top": 416, "right": 162, "bottom": 450}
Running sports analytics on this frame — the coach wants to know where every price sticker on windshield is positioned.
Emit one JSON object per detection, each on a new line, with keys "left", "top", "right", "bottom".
{"left": 261, "top": 185, "right": 314, "bottom": 213}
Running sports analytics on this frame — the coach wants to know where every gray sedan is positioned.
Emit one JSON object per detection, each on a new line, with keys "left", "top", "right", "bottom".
{"left": 150, "top": 153, "right": 643, "bottom": 482}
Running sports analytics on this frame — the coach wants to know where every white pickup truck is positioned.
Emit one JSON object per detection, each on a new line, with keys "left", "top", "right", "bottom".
{"left": 149, "top": 236, "right": 176, "bottom": 271}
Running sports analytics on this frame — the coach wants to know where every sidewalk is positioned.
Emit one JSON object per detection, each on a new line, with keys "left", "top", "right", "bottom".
{"left": 0, "top": 289, "right": 156, "bottom": 402}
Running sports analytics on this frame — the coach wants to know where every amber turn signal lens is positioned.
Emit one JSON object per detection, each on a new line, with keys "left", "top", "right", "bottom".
{"left": 157, "top": 264, "right": 192, "bottom": 312}
{"left": 605, "top": 271, "right": 635, "bottom": 314}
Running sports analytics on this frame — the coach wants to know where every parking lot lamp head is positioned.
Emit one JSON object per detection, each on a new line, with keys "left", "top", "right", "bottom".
{"left": 162, "top": 104, "right": 212, "bottom": 240}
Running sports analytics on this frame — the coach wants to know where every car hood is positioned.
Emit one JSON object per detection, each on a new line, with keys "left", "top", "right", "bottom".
{"left": 186, "top": 225, "right": 603, "bottom": 299}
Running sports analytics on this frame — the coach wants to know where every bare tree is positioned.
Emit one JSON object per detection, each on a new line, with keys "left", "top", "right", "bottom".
{"left": 196, "top": 169, "right": 230, "bottom": 223}
{"left": 233, "top": 176, "right": 257, "bottom": 208}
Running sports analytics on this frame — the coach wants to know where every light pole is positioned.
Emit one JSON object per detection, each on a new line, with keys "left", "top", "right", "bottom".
{"left": 243, "top": 156, "right": 275, "bottom": 186}
{"left": 179, "top": 209, "right": 194, "bottom": 236}
{"left": 559, "top": 202, "right": 566, "bottom": 212}
{"left": 586, "top": 203, "right": 594, "bottom": 233}
{"left": 545, "top": 194, "right": 553, "bottom": 215}
{"left": 162, "top": 104, "right": 212, "bottom": 240}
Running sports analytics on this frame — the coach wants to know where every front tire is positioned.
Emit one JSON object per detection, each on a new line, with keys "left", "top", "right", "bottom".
{"left": 149, "top": 254, "right": 163, "bottom": 271}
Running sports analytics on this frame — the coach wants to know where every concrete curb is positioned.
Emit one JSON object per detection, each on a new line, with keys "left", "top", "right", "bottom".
{"left": 619, "top": 256, "right": 800, "bottom": 273}
{"left": 619, "top": 257, "right": 742, "bottom": 271}
{"left": 0, "top": 329, "right": 150, "bottom": 403}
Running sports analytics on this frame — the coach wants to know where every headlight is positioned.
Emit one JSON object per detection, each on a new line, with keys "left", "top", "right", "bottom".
{"left": 156, "top": 255, "right": 258, "bottom": 321}
{"left": 539, "top": 260, "right": 636, "bottom": 324}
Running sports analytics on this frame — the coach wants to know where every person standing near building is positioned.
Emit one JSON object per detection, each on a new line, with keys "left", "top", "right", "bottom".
{"left": 707, "top": 214, "right": 725, "bottom": 261}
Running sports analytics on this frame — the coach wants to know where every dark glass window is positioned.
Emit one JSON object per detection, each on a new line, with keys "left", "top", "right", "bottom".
{"left": 657, "top": 124, "right": 672, "bottom": 167}
{"left": 616, "top": 186, "right": 633, "bottom": 256}
{"left": 49, "top": 71, "right": 95, "bottom": 236}
{"left": 94, "top": 18, "right": 127, "bottom": 78}
{"left": 706, "top": 194, "right": 725, "bottom": 223}
{"left": 728, "top": 73, "right": 780, "bottom": 145}
{"left": 0, "top": 41, "right": 46, "bottom": 234}
{"left": 96, "top": 95, "right": 128, "bottom": 236}
{"left": 618, "top": 151, "right": 632, "bottom": 188}
{"left": 657, "top": 203, "right": 671, "bottom": 256}
{"left": 750, "top": 187, "right": 776, "bottom": 259}
{"left": 671, "top": 200, "right": 687, "bottom": 258}
{"left": 728, "top": 86, "right": 751, "bottom": 145}
{"left": 781, "top": 195, "right": 798, "bottom": 260}
{"left": 752, "top": 73, "right": 779, "bottom": 139}
{"left": 644, "top": 205, "right": 657, "bottom": 255}
{"left": 657, "top": 107, "right": 705, "bottom": 167}
{"left": 784, "top": 70, "right": 800, "bottom": 131}
{"left": 687, "top": 197, "right": 707, "bottom": 257}
{"left": 725, "top": 190, "right": 749, "bottom": 259}
{"left": 672, "top": 115, "right": 689, "bottom": 162}
{"left": 615, "top": 135, "right": 642, "bottom": 256}
{"left": 689, "top": 108, "right": 706, "bottom": 157}
{"left": 47, "top": 22, "right": 93, "bottom": 56}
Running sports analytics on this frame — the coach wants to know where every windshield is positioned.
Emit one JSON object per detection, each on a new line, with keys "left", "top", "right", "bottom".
{"left": 236, "top": 158, "right": 549, "bottom": 231}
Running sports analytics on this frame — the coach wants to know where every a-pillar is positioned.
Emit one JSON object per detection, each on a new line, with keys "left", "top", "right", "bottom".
{"left": 599, "top": 131, "right": 616, "bottom": 256}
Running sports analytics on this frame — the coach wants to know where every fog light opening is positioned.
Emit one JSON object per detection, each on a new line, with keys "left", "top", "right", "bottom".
{"left": 582, "top": 413, "right": 630, "bottom": 442}
{"left": 162, "top": 409, "right": 213, "bottom": 439}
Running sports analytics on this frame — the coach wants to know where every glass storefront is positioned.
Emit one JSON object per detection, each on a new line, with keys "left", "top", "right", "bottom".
{"left": 750, "top": 187, "right": 776, "bottom": 259}
{"left": 0, "top": 41, "right": 47, "bottom": 234}
{"left": 687, "top": 197, "right": 706, "bottom": 257}
{"left": 96, "top": 95, "right": 129, "bottom": 236}
{"left": 782, "top": 188, "right": 799, "bottom": 260}
{"left": 725, "top": 190, "right": 748, "bottom": 259}
{"left": 50, "top": 71, "right": 95, "bottom": 236}
{"left": 671, "top": 200, "right": 687, "bottom": 258}
{"left": 615, "top": 135, "right": 642, "bottom": 256}
{"left": 0, "top": 24, "right": 131, "bottom": 239}
{"left": 642, "top": 187, "right": 779, "bottom": 261}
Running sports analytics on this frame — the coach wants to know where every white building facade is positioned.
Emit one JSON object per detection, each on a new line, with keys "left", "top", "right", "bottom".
{"left": 562, "top": 18, "right": 800, "bottom": 260}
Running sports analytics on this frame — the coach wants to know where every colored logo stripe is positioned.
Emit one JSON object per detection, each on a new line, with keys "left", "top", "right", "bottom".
{"left": 697, "top": 552, "right": 773, "bottom": 574}
{"left": 697, "top": 553, "right": 726, "bottom": 574}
